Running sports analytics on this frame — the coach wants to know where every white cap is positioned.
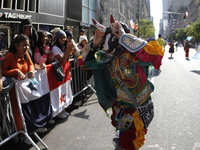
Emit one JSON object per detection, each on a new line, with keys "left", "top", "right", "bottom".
{"left": 79, "top": 36, "right": 88, "bottom": 43}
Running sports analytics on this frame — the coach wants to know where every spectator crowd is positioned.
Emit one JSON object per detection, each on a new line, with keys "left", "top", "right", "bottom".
{"left": 0, "top": 18, "right": 92, "bottom": 145}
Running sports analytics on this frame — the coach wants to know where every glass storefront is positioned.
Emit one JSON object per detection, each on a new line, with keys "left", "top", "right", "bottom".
{"left": 0, "top": 23, "right": 19, "bottom": 52}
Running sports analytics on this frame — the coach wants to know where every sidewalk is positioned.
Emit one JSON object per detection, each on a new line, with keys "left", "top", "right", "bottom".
{"left": 1, "top": 94, "right": 118, "bottom": 150}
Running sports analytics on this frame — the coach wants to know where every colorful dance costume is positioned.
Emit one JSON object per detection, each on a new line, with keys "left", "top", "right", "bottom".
{"left": 85, "top": 33, "right": 163, "bottom": 149}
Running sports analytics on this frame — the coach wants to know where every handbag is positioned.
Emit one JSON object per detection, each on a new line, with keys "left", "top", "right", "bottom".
{"left": 113, "top": 68, "right": 154, "bottom": 129}
{"left": 52, "top": 62, "right": 65, "bottom": 82}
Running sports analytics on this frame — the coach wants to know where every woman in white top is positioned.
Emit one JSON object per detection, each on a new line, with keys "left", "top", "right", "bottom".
{"left": 52, "top": 30, "right": 73, "bottom": 63}
{"left": 51, "top": 30, "right": 73, "bottom": 119}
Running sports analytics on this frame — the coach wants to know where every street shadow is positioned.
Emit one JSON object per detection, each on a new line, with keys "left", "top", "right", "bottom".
{"left": 168, "top": 57, "right": 174, "bottom": 59}
{"left": 82, "top": 98, "right": 99, "bottom": 107}
{"left": 190, "top": 70, "right": 200, "bottom": 75}
{"left": 186, "top": 58, "right": 190, "bottom": 61}
{"left": 73, "top": 109, "right": 89, "bottom": 119}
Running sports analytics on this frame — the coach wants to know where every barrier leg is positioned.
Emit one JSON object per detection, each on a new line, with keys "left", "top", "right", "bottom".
{"left": 22, "top": 131, "right": 41, "bottom": 150}
{"left": 32, "top": 132, "right": 48, "bottom": 149}
{"left": 13, "top": 78, "right": 49, "bottom": 150}
{"left": 87, "top": 84, "right": 96, "bottom": 94}
{"left": 0, "top": 130, "right": 41, "bottom": 150}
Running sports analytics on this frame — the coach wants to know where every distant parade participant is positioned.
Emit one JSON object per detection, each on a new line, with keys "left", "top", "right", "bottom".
{"left": 169, "top": 41, "right": 175, "bottom": 58}
{"left": 156, "top": 34, "right": 165, "bottom": 51}
{"left": 83, "top": 15, "right": 164, "bottom": 150}
{"left": 184, "top": 40, "right": 190, "bottom": 59}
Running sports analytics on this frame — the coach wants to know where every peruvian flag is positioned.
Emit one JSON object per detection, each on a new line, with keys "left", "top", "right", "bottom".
{"left": 13, "top": 62, "right": 73, "bottom": 133}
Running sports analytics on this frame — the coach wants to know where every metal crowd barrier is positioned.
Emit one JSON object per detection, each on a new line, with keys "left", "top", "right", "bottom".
{"left": 0, "top": 77, "right": 48, "bottom": 150}
{"left": 70, "top": 58, "right": 96, "bottom": 103}
{"left": 0, "top": 58, "right": 96, "bottom": 149}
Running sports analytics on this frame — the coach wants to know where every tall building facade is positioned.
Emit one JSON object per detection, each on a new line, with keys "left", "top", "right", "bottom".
{"left": 162, "top": 0, "right": 169, "bottom": 38}
{"left": 100, "top": 0, "right": 151, "bottom": 36}
{"left": 188, "top": 0, "right": 200, "bottom": 23}
{"left": 0, "top": 0, "right": 101, "bottom": 51}
{"left": 161, "top": 0, "right": 191, "bottom": 38}
{"left": 0, "top": 0, "right": 151, "bottom": 51}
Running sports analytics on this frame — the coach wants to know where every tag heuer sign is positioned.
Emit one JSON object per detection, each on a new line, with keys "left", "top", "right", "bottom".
{"left": 3, "top": 12, "right": 32, "bottom": 19}
{"left": 0, "top": 12, "right": 3, "bottom": 18}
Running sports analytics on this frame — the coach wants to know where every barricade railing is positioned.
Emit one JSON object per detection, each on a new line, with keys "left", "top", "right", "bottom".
{"left": 0, "top": 77, "right": 48, "bottom": 150}
{"left": 70, "top": 58, "right": 96, "bottom": 100}
{"left": 0, "top": 58, "right": 96, "bottom": 149}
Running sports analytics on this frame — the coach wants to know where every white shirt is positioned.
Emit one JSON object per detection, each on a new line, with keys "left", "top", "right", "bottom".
{"left": 52, "top": 45, "right": 63, "bottom": 62}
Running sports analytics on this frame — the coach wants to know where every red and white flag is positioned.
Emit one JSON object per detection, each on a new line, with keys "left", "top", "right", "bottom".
{"left": 14, "top": 62, "right": 73, "bottom": 132}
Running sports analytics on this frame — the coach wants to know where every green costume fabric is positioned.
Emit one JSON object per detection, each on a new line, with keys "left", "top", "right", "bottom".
{"left": 85, "top": 58, "right": 117, "bottom": 112}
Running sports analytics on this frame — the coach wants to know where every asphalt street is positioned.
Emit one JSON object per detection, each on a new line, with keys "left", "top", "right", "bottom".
{"left": 1, "top": 94, "right": 118, "bottom": 150}
{"left": 141, "top": 45, "right": 200, "bottom": 150}
{"left": 1, "top": 45, "right": 200, "bottom": 150}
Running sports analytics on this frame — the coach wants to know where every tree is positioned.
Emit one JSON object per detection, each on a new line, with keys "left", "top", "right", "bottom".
{"left": 138, "top": 19, "right": 155, "bottom": 38}
{"left": 168, "top": 17, "right": 200, "bottom": 44}
{"left": 175, "top": 28, "right": 187, "bottom": 42}
{"left": 168, "top": 31, "right": 177, "bottom": 41}
{"left": 190, "top": 18, "right": 200, "bottom": 43}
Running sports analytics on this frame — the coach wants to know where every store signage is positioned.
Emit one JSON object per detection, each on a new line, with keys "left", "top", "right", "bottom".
{"left": 2, "top": 12, "right": 32, "bottom": 19}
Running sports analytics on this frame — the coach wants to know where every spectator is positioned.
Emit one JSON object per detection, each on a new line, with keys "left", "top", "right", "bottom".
{"left": 1, "top": 34, "right": 47, "bottom": 134}
{"left": 19, "top": 19, "right": 38, "bottom": 60}
{"left": 46, "top": 31, "right": 53, "bottom": 49}
{"left": 34, "top": 30, "right": 54, "bottom": 65}
{"left": 65, "top": 30, "right": 81, "bottom": 58}
{"left": 34, "top": 30, "right": 55, "bottom": 124}
{"left": 77, "top": 35, "right": 88, "bottom": 53}
{"left": 77, "top": 29, "right": 88, "bottom": 43}
{"left": 52, "top": 30, "right": 72, "bottom": 63}
{"left": 50, "top": 27, "right": 61, "bottom": 43}
{"left": 77, "top": 36, "right": 92, "bottom": 79}
{"left": 64, "top": 30, "right": 81, "bottom": 109}
{"left": 51, "top": 30, "right": 73, "bottom": 118}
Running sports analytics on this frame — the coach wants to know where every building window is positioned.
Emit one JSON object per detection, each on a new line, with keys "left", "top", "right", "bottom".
{"left": 89, "top": 0, "right": 95, "bottom": 10}
{"left": 82, "top": 0, "right": 96, "bottom": 24}
{"left": 2, "top": 0, "right": 12, "bottom": 9}
{"left": 83, "top": 0, "right": 89, "bottom": 6}
{"left": 28, "top": 0, "right": 36, "bottom": 11}
{"left": 16, "top": 0, "right": 25, "bottom": 10}
{"left": 82, "top": 6, "right": 89, "bottom": 23}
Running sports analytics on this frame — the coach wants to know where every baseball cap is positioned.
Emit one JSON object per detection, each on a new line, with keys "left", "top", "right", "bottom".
{"left": 80, "top": 29, "right": 85, "bottom": 32}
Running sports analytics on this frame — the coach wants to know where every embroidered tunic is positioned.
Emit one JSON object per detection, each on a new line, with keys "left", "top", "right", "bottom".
{"left": 85, "top": 33, "right": 164, "bottom": 150}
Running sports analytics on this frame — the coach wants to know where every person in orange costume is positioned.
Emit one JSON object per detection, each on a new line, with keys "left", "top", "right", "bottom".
{"left": 1, "top": 34, "right": 34, "bottom": 131}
